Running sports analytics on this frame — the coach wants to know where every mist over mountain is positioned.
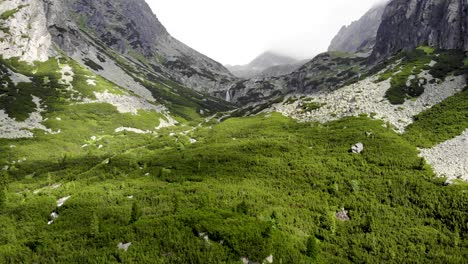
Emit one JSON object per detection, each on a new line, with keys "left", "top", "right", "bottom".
{"left": 328, "top": 1, "right": 387, "bottom": 55}
{"left": 226, "top": 51, "right": 307, "bottom": 79}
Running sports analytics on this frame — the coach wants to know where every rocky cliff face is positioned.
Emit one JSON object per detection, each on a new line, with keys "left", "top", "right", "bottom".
{"left": 371, "top": 0, "right": 468, "bottom": 62}
{"left": 1, "top": 0, "right": 235, "bottom": 94}
{"left": 328, "top": 2, "right": 387, "bottom": 55}
{"left": 0, "top": 0, "right": 54, "bottom": 62}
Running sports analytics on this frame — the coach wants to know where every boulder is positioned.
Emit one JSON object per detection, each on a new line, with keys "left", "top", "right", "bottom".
{"left": 336, "top": 208, "right": 350, "bottom": 221}
{"left": 117, "top": 242, "right": 132, "bottom": 252}
{"left": 351, "top": 143, "right": 364, "bottom": 154}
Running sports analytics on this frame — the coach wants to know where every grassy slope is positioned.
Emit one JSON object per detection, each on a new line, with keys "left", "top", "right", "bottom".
{"left": 377, "top": 47, "right": 467, "bottom": 105}
{"left": 0, "top": 47, "right": 468, "bottom": 263}
{"left": 404, "top": 88, "right": 468, "bottom": 147}
{"left": 1, "top": 113, "right": 467, "bottom": 263}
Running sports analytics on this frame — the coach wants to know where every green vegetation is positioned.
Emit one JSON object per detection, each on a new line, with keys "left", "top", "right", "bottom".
{"left": 417, "top": 46, "right": 435, "bottom": 55}
{"left": 80, "top": 30, "right": 234, "bottom": 119}
{"left": 404, "top": 88, "right": 468, "bottom": 147}
{"left": 0, "top": 44, "right": 467, "bottom": 263}
{"left": 0, "top": 5, "right": 27, "bottom": 20}
{"left": 1, "top": 112, "right": 468, "bottom": 263}
{"left": 379, "top": 49, "right": 432, "bottom": 104}
{"left": 429, "top": 50, "right": 466, "bottom": 79}
{"left": 0, "top": 57, "right": 63, "bottom": 121}
{"left": 379, "top": 48, "right": 466, "bottom": 105}
{"left": 286, "top": 52, "right": 367, "bottom": 96}
{"left": 301, "top": 102, "right": 325, "bottom": 112}
{"left": 83, "top": 58, "right": 104, "bottom": 71}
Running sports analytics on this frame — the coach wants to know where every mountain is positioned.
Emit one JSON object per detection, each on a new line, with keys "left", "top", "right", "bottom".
{"left": 219, "top": 51, "right": 368, "bottom": 104}
{"left": 328, "top": 2, "right": 387, "bottom": 55}
{"left": 1, "top": 0, "right": 468, "bottom": 263}
{"left": 0, "top": 0, "right": 236, "bottom": 121}
{"left": 1, "top": 0, "right": 235, "bottom": 94}
{"left": 371, "top": 0, "right": 468, "bottom": 62}
{"left": 226, "top": 52, "right": 303, "bottom": 79}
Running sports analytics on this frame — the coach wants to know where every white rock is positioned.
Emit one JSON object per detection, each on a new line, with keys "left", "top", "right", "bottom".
{"left": 8, "top": 68, "right": 32, "bottom": 86}
{"left": 265, "top": 255, "right": 273, "bottom": 264}
{"left": 117, "top": 242, "right": 132, "bottom": 252}
{"left": 48, "top": 211, "right": 59, "bottom": 225}
{"left": 265, "top": 73, "right": 465, "bottom": 133}
{"left": 156, "top": 117, "right": 178, "bottom": 130}
{"left": 59, "top": 65, "right": 74, "bottom": 86}
{"left": 0, "top": 96, "right": 59, "bottom": 139}
{"left": 189, "top": 138, "right": 197, "bottom": 144}
{"left": 57, "top": 196, "right": 71, "bottom": 207}
{"left": 115, "top": 127, "right": 153, "bottom": 134}
{"left": 0, "top": 0, "right": 53, "bottom": 63}
{"left": 351, "top": 143, "right": 364, "bottom": 154}
{"left": 88, "top": 90, "right": 166, "bottom": 115}
{"left": 86, "top": 79, "right": 97, "bottom": 86}
{"left": 419, "top": 130, "right": 468, "bottom": 182}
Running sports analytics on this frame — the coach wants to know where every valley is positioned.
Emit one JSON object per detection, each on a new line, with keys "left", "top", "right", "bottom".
{"left": 0, "top": 0, "right": 467, "bottom": 263}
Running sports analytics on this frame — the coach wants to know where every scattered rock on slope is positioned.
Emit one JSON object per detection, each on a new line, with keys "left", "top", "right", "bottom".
{"left": 419, "top": 130, "right": 468, "bottom": 182}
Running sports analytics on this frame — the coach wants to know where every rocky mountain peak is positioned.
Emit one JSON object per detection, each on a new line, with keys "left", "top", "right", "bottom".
{"left": 248, "top": 51, "right": 298, "bottom": 70}
{"left": 226, "top": 51, "right": 301, "bottom": 79}
{"left": 69, "top": 0, "right": 170, "bottom": 55}
{"left": 328, "top": 1, "right": 387, "bottom": 55}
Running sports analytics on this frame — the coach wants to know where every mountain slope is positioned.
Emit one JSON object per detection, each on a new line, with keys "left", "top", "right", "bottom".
{"left": 328, "top": 2, "right": 387, "bottom": 54}
{"left": 0, "top": 0, "right": 468, "bottom": 263}
{"left": 220, "top": 51, "right": 367, "bottom": 104}
{"left": 226, "top": 52, "right": 302, "bottom": 79}
{"left": 0, "top": 0, "right": 235, "bottom": 123}
{"left": 371, "top": 0, "right": 468, "bottom": 63}
{"left": 1, "top": 0, "right": 236, "bottom": 95}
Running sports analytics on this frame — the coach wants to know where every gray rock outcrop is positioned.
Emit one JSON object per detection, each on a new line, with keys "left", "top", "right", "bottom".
{"left": 328, "top": 2, "right": 387, "bottom": 55}
{"left": 351, "top": 143, "right": 364, "bottom": 154}
{"left": 1, "top": 0, "right": 236, "bottom": 94}
{"left": 371, "top": 0, "right": 468, "bottom": 63}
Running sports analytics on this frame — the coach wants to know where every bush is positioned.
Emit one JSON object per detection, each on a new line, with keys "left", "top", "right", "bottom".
{"left": 0, "top": 187, "right": 5, "bottom": 209}
{"left": 306, "top": 237, "right": 319, "bottom": 260}
{"left": 130, "top": 202, "right": 142, "bottom": 223}
{"left": 429, "top": 50, "right": 465, "bottom": 79}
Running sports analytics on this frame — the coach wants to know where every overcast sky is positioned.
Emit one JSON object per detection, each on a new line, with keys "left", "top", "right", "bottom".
{"left": 147, "top": 0, "right": 384, "bottom": 65}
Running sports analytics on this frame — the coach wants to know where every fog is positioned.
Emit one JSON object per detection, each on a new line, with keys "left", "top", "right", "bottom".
{"left": 147, "top": 0, "right": 386, "bottom": 65}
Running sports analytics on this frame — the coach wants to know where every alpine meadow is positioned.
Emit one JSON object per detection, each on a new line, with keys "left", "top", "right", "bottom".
{"left": 0, "top": 0, "right": 467, "bottom": 263}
